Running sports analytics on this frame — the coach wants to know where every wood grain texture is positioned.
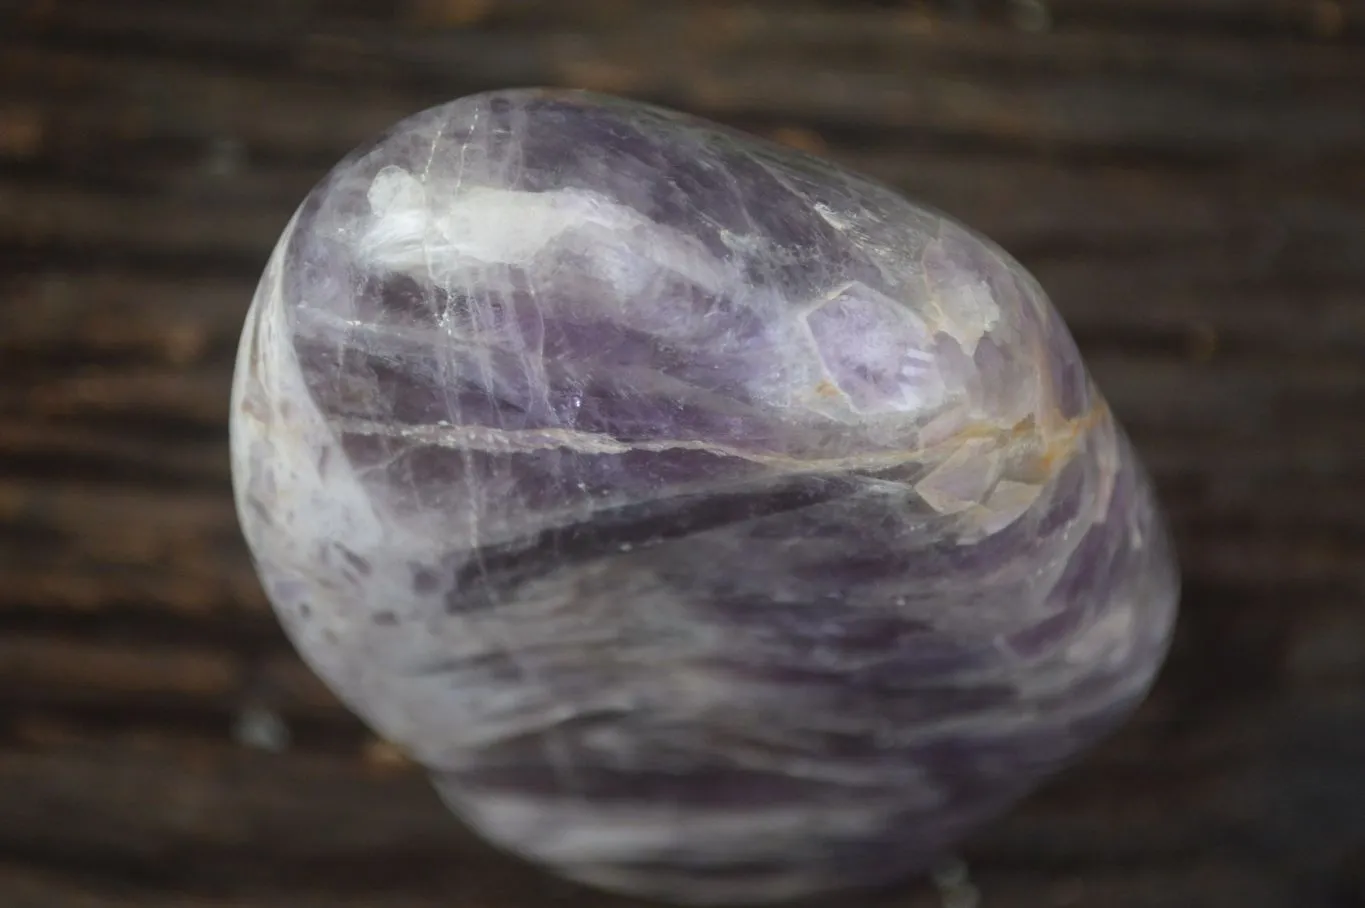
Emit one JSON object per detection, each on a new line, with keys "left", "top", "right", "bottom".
{"left": 2, "top": 0, "right": 1364, "bottom": 905}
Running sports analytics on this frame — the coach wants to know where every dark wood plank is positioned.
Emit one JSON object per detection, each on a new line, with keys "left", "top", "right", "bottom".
{"left": 1, "top": 0, "right": 1363, "bottom": 905}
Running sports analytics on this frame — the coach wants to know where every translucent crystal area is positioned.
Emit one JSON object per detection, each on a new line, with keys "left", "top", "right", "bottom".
{"left": 229, "top": 88, "right": 1179, "bottom": 904}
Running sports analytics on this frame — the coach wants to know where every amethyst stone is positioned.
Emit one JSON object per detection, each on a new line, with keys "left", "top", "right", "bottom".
{"left": 229, "top": 89, "right": 1179, "bottom": 904}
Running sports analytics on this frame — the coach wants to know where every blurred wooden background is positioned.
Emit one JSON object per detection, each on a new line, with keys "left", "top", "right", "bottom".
{"left": 2, "top": 1, "right": 1365, "bottom": 906}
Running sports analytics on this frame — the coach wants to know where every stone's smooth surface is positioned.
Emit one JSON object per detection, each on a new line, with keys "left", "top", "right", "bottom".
{"left": 229, "top": 88, "right": 1179, "bottom": 904}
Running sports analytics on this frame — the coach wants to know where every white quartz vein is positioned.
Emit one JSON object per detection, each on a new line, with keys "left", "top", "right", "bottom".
{"left": 328, "top": 415, "right": 1053, "bottom": 482}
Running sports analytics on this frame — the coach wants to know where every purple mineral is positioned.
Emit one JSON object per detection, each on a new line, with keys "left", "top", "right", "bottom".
{"left": 229, "top": 89, "right": 1179, "bottom": 904}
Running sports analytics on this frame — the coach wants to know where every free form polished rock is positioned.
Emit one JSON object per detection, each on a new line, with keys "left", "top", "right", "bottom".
{"left": 230, "top": 89, "right": 1179, "bottom": 904}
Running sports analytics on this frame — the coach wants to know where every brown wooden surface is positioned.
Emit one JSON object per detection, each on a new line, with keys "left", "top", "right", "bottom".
{"left": 2, "top": 1, "right": 1365, "bottom": 906}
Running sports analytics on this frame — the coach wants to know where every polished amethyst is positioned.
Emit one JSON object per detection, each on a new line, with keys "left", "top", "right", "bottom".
{"left": 229, "top": 89, "right": 1179, "bottom": 904}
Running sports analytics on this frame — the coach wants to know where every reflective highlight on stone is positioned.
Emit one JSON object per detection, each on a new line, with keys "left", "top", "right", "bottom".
{"left": 229, "top": 89, "right": 1179, "bottom": 904}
